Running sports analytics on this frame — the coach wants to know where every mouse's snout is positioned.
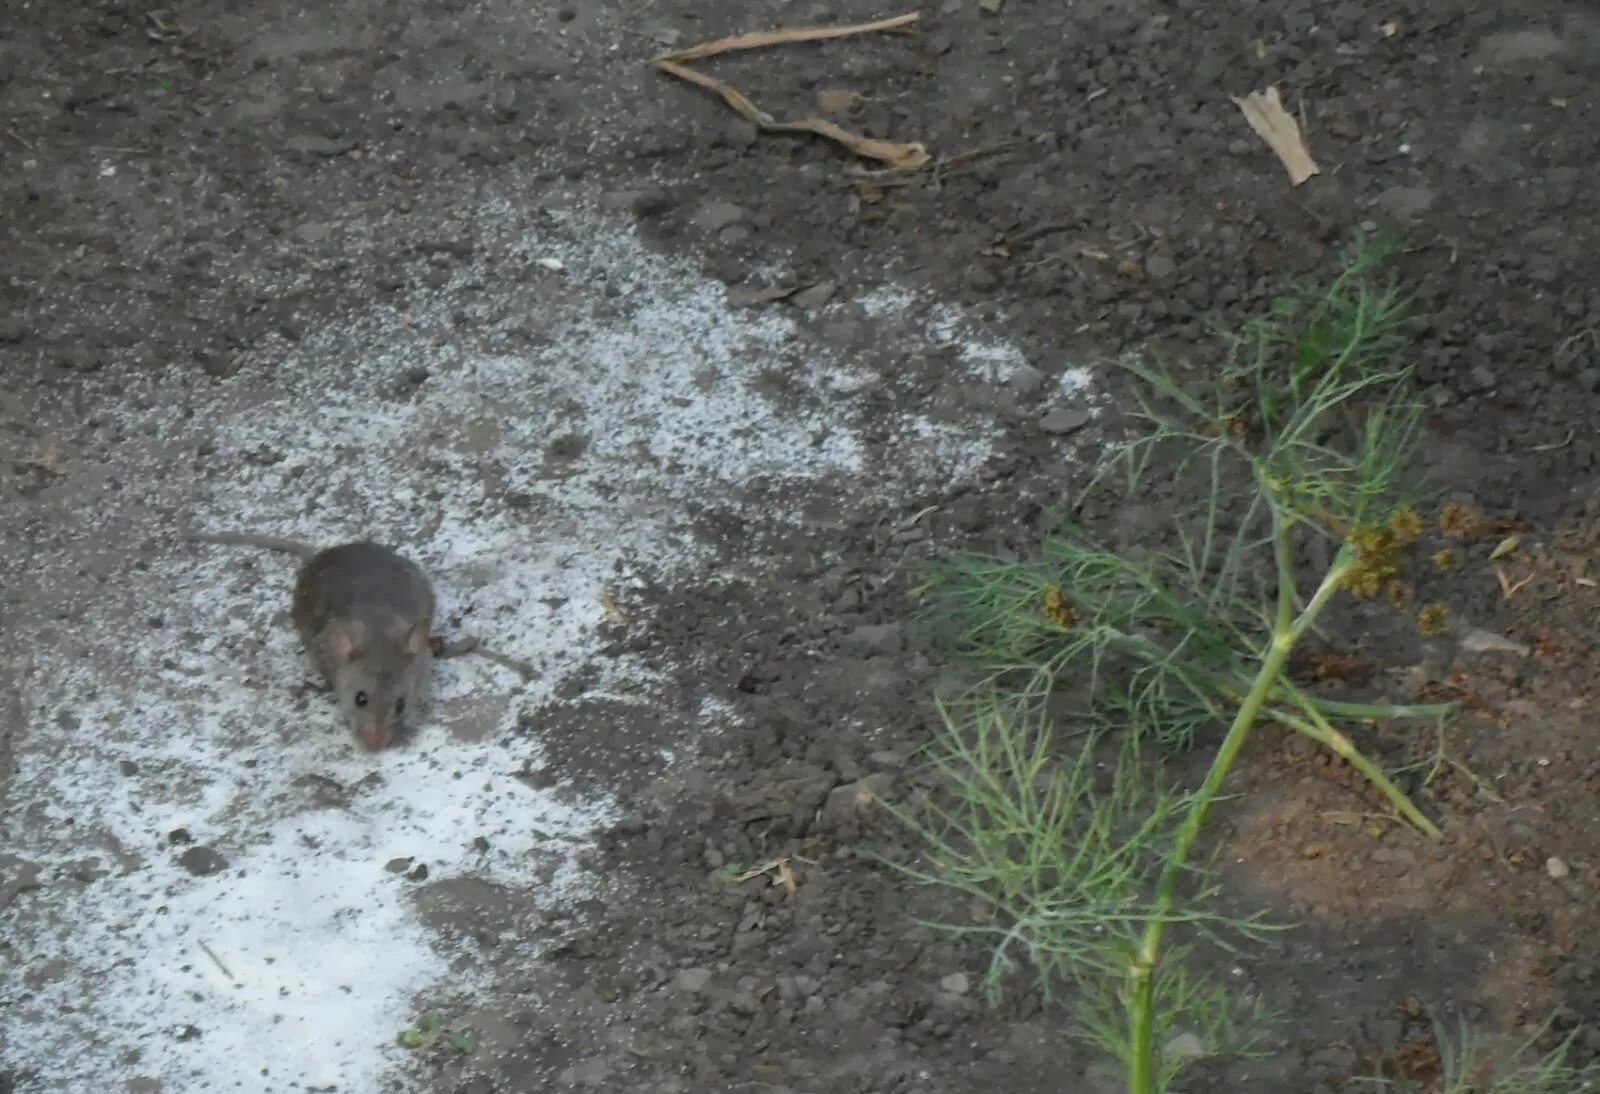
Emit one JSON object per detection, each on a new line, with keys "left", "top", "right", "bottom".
{"left": 359, "top": 723, "right": 390, "bottom": 751}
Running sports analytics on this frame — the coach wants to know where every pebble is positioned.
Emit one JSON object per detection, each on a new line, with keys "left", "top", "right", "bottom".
{"left": 178, "top": 846, "right": 228, "bottom": 877}
{"left": 692, "top": 201, "right": 746, "bottom": 233}
{"left": 1039, "top": 406, "right": 1092, "bottom": 435}
{"left": 1006, "top": 364, "right": 1045, "bottom": 396}
{"left": 283, "top": 135, "right": 357, "bottom": 157}
{"left": 841, "top": 623, "right": 902, "bottom": 657}
{"left": 790, "top": 281, "right": 837, "bottom": 311}
{"left": 1459, "top": 628, "right": 1530, "bottom": 656}
{"left": 966, "top": 265, "right": 1000, "bottom": 292}
{"left": 939, "top": 972, "right": 970, "bottom": 995}
{"left": 1548, "top": 856, "right": 1571, "bottom": 879}
{"left": 1144, "top": 253, "right": 1176, "bottom": 280}
{"left": 820, "top": 775, "right": 893, "bottom": 832}
{"left": 1163, "top": 1031, "right": 1206, "bottom": 1061}
{"left": 675, "top": 967, "right": 714, "bottom": 994}
{"left": 557, "top": 1057, "right": 613, "bottom": 1087}
{"left": 1375, "top": 185, "right": 1436, "bottom": 224}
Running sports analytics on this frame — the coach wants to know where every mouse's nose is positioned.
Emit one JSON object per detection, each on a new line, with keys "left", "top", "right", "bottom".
{"left": 360, "top": 724, "right": 387, "bottom": 751}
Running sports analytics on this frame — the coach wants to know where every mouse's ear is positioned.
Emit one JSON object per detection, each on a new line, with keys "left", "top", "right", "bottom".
{"left": 404, "top": 619, "right": 430, "bottom": 657}
{"left": 324, "top": 620, "right": 367, "bottom": 663}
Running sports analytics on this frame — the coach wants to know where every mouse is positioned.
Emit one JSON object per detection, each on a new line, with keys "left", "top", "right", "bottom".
{"left": 188, "top": 532, "right": 435, "bottom": 752}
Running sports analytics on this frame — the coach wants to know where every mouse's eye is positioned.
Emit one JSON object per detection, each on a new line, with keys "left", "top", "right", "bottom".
{"left": 354, "top": 691, "right": 369, "bottom": 708}
{"left": 394, "top": 697, "right": 406, "bottom": 715}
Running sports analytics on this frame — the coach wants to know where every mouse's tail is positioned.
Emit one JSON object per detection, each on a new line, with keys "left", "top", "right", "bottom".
{"left": 186, "top": 530, "right": 318, "bottom": 560}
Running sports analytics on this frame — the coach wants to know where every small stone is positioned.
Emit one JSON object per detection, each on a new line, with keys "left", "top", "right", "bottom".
{"left": 790, "top": 281, "right": 838, "bottom": 311}
{"left": 722, "top": 118, "right": 759, "bottom": 147}
{"left": 1039, "top": 407, "right": 1092, "bottom": 435}
{"left": 675, "top": 967, "right": 714, "bottom": 994}
{"left": 1460, "top": 628, "right": 1529, "bottom": 656}
{"left": 1548, "top": 856, "right": 1571, "bottom": 880}
{"left": 385, "top": 857, "right": 414, "bottom": 873}
{"left": 816, "top": 89, "right": 860, "bottom": 115}
{"left": 292, "top": 222, "right": 332, "bottom": 244}
{"left": 1006, "top": 365, "right": 1045, "bottom": 396}
{"left": 820, "top": 774, "right": 893, "bottom": 832}
{"left": 1375, "top": 185, "right": 1436, "bottom": 224}
{"left": 557, "top": 1057, "right": 612, "bottom": 1087}
{"left": 842, "top": 623, "right": 902, "bottom": 657}
{"left": 1163, "top": 1032, "right": 1207, "bottom": 1062}
{"left": 1476, "top": 29, "right": 1566, "bottom": 67}
{"left": 118, "top": 760, "right": 139, "bottom": 776}
{"left": 966, "top": 265, "right": 1000, "bottom": 292}
{"left": 630, "top": 187, "right": 671, "bottom": 217}
{"left": 283, "top": 134, "right": 358, "bottom": 157}
{"left": 194, "top": 348, "right": 238, "bottom": 378}
{"left": 601, "top": 189, "right": 647, "bottom": 211}
{"left": 978, "top": 0, "right": 1003, "bottom": 13}
{"left": 692, "top": 201, "right": 746, "bottom": 233}
{"left": 1143, "top": 253, "right": 1176, "bottom": 280}
{"left": 167, "top": 828, "right": 193, "bottom": 845}
{"left": 178, "top": 846, "right": 228, "bottom": 877}
{"left": 408, "top": 863, "right": 429, "bottom": 881}
{"left": 939, "top": 972, "right": 970, "bottom": 995}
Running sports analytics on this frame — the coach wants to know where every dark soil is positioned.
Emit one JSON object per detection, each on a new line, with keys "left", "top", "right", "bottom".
{"left": 5, "top": 0, "right": 1600, "bottom": 1091}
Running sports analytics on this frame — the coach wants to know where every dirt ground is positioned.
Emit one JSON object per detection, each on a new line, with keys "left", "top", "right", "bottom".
{"left": 4, "top": 1, "right": 1600, "bottom": 1091}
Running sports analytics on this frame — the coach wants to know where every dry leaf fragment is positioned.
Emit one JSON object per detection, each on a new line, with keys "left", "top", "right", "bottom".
{"left": 735, "top": 855, "right": 809, "bottom": 894}
{"left": 1489, "top": 535, "right": 1520, "bottom": 560}
{"left": 726, "top": 284, "right": 801, "bottom": 307}
{"left": 30, "top": 443, "right": 66, "bottom": 474}
{"left": 653, "top": 14, "right": 929, "bottom": 171}
{"left": 1231, "top": 86, "right": 1320, "bottom": 186}
{"left": 1496, "top": 566, "right": 1535, "bottom": 599}
{"left": 600, "top": 592, "right": 625, "bottom": 624}
{"left": 816, "top": 88, "right": 861, "bottom": 115}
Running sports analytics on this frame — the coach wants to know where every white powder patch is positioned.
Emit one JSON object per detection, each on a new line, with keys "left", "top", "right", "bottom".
{"left": 1060, "top": 366, "right": 1096, "bottom": 397}
{"left": 0, "top": 201, "right": 1069, "bottom": 1092}
{"left": 921, "top": 303, "right": 1031, "bottom": 381}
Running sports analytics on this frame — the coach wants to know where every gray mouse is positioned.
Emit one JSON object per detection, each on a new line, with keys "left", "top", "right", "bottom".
{"left": 188, "top": 533, "right": 435, "bottom": 752}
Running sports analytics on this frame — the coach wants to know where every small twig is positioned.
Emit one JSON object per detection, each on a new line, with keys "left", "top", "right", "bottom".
{"left": 1017, "top": 220, "right": 1075, "bottom": 245}
{"left": 5, "top": 128, "right": 33, "bottom": 149}
{"left": 199, "top": 939, "right": 235, "bottom": 982}
{"left": 1528, "top": 428, "right": 1575, "bottom": 453}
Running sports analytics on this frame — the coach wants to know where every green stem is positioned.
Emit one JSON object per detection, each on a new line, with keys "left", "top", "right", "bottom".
{"left": 1295, "top": 696, "right": 1453, "bottom": 721}
{"left": 1263, "top": 691, "right": 1440, "bottom": 838}
{"left": 1125, "top": 526, "right": 1353, "bottom": 1094}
